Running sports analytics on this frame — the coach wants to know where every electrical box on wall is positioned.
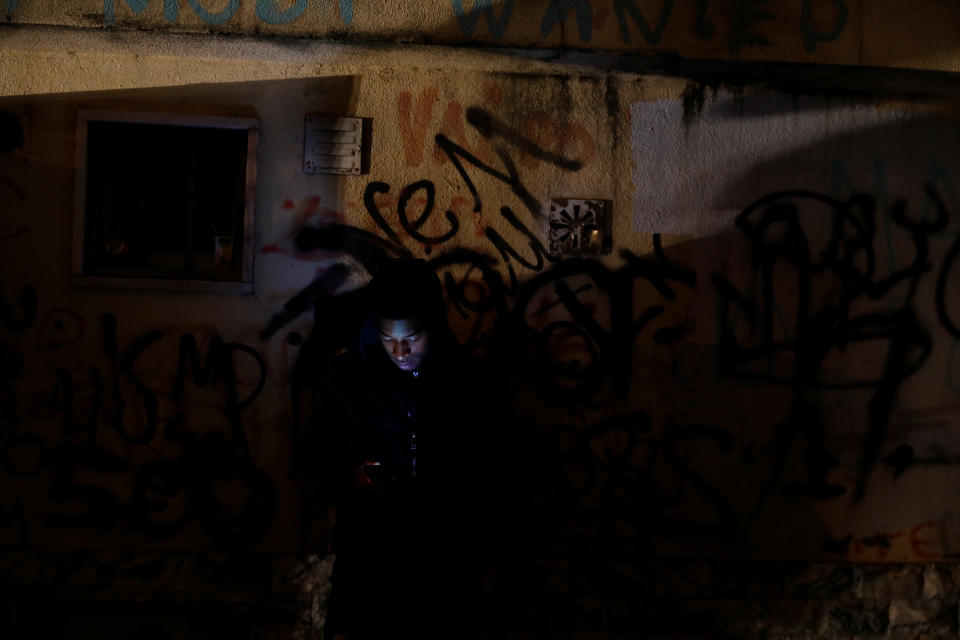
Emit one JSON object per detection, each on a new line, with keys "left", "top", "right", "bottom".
{"left": 547, "top": 198, "right": 612, "bottom": 257}
{"left": 303, "top": 116, "right": 363, "bottom": 175}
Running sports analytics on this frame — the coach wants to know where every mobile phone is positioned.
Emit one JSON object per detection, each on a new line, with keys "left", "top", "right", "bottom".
{"left": 362, "top": 462, "right": 384, "bottom": 480}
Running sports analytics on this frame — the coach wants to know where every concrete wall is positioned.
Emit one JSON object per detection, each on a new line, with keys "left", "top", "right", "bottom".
{"left": 4, "top": 4, "right": 960, "bottom": 637}
{"left": 3, "top": 0, "right": 960, "bottom": 71}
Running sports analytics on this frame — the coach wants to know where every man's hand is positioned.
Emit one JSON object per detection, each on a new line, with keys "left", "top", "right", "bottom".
{"left": 353, "top": 460, "right": 381, "bottom": 487}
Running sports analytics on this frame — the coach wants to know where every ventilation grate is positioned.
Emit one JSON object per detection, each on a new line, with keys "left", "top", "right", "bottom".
{"left": 303, "top": 116, "right": 363, "bottom": 175}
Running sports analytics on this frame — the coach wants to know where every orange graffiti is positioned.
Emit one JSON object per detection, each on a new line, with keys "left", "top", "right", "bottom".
{"left": 398, "top": 87, "right": 439, "bottom": 167}
{"left": 398, "top": 85, "right": 594, "bottom": 170}
{"left": 433, "top": 100, "right": 489, "bottom": 166}
{"left": 454, "top": 196, "right": 487, "bottom": 237}
{"left": 910, "top": 521, "right": 941, "bottom": 559}
{"left": 520, "top": 111, "right": 595, "bottom": 169}
{"left": 850, "top": 530, "right": 902, "bottom": 560}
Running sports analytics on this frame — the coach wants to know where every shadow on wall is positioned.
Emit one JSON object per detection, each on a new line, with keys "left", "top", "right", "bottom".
{"left": 274, "top": 79, "right": 960, "bottom": 568}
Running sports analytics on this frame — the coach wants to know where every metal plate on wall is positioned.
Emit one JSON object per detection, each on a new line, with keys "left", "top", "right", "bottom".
{"left": 547, "top": 198, "right": 611, "bottom": 256}
{"left": 304, "top": 116, "right": 362, "bottom": 175}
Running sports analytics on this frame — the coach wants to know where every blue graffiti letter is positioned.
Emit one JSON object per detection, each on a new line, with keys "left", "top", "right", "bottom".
{"left": 451, "top": 0, "right": 515, "bottom": 39}
{"left": 255, "top": 0, "right": 307, "bottom": 24}
{"left": 540, "top": 0, "right": 592, "bottom": 42}
{"left": 800, "top": 0, "right": 847, "bottom": 53}
{"left": 613, "top": 0, "right": 675, "bottom": 45}
{"left": 188, "top": 0, "right": 240, "bottom": 25}
{"left": 339, "top": 0, "right": 354, "bottom": 24}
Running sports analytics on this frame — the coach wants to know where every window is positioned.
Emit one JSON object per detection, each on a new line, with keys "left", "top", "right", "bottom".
{"left": 73, "top": 110, "right": 259, "bottom": 293}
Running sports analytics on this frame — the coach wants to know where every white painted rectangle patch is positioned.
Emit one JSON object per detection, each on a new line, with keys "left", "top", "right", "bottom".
{"left": 629, "top": 89, "right": 942, "bottom": 236}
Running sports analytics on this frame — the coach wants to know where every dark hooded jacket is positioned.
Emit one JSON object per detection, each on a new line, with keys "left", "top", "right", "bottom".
{"left": 315, "top": 315, "right": 474, "bottom": 514}
{"left": 311, "top": 260, "right": 492, "bottom": 639}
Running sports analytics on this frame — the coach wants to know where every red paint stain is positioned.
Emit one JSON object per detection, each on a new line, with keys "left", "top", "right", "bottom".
{"left": 910, "top": 522, "right": 941, "bottom": 559}
{"left": 483, "top": 83, "right": 504, "bottom": 104}
{"left": 303, "top": 196, "right": 321, "bottom": 214}
{"left": 282, "top": 199, "right": 295, "bottom": 210}
{"left": 473, "top": 212, "right": 486, "bottom": 237}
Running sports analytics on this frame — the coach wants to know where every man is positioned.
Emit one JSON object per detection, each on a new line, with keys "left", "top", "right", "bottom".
{"left": 313, "top": 258, "right": 482, "bottom": 640}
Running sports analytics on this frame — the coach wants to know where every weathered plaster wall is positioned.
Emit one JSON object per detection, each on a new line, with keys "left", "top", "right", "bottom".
{"left": 2, "top": 0, "right": 960, "bottom": 72}
{"left": 633, "top": 89, "right": 960, "bottom": 561}
{"left": 5, "top": 23, "right": 960, "bottom": 562}
{"left": 5, "top": 6, "right": 960, "bottom": 637}
{"left": 0, "top": 34, "right": 643, "bottom": 550}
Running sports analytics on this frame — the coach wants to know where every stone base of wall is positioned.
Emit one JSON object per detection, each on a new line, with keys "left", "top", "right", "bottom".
{"left": 0, "top": 551, "right": 332, "bottom": 639}
{"left": 3, "top": 552, "right": 960, "bottom": 639}
{"left": 479, "top": 558, "right": 960, "bottom": 638}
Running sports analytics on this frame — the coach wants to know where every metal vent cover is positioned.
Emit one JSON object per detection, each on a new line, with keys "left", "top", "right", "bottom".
{"left": 303, "top": 116, "right": 362, "bottom": 175}
{"left": 547, "top": 197, "right": 612, "bottom": 256}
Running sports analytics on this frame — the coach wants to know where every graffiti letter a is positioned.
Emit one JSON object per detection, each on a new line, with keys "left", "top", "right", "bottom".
{"left": 451, "top": 0, "right": 516, "bottom": 39}
{"left": 540, "top": 0, "right": 593, "bottom": 42}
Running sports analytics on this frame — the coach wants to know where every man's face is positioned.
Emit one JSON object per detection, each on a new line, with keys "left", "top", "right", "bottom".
{"left": 377, "top": 317, "right": 430, "bottom": 372}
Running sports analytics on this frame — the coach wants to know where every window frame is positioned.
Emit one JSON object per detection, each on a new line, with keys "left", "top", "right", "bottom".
{"left": 72, "top": 109, "right": 260, "bottom": 294}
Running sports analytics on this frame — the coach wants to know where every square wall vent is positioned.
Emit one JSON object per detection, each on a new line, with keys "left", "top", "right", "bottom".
{"left": 547, "top": 198, "right": 612, "bottom": 257}
{"left": 303, "top": 116, "right": 363, "bottom": 175}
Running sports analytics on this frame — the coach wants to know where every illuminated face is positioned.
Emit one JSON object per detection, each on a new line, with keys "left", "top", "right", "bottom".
{"left": 377, "top": 317, "right": 430, "bottom": 372}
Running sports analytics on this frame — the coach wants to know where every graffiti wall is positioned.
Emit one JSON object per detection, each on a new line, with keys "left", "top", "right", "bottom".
{"left": 3, "top": 28, "right": 960, "bottom": 573}
{"left": 631, "top": 90, "right": 960, "bottom": 560}
{"left": 0, "top": 88, "right": 303, "bottom": 551}
{"left": 1, "top": 0, "right": 958, "bottom": 72}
